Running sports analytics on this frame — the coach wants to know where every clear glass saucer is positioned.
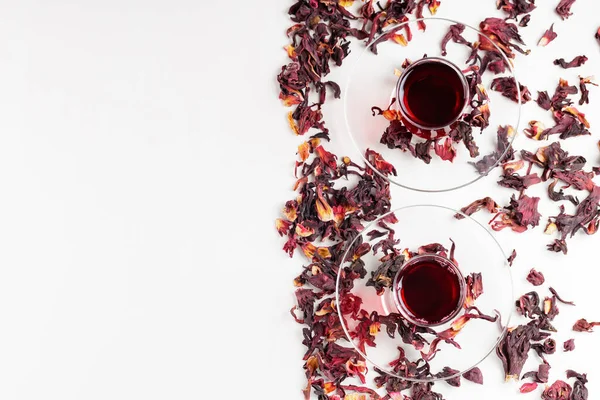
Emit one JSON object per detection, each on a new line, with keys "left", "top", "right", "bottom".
{"left": 335, "top": 205, "right": 513, "bottom": 382}
{"left": 343, "top": 18, "right": 522, "bottom": 192}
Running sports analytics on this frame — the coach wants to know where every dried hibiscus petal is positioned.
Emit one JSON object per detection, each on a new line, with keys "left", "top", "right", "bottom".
{"left": 537, "top": 91, "right": 552, "bottom": 110}
{"left": 524, "top": 120, "right": 546, "bottom": 140}
{"left": 522, "top": 362, "right": 550, "bottom": 383}
{"left": 455, "top": 197, "right": 499, "bottom": 219}
{"left": 573, "top": 318, "right": 600, "bottom": 332}
{"left": 497, "top": 0, "right": 536, "bottom": 19}
{"left": 491, "top": 76, "right": 531, "bottom": 103}
{"left": 462, "top": 367, "right": 483, "bottom": 384}
{"left": 538, "top": 24, "right": 557, "bottom": 46}
{"left": 490, "top": 195, "right": 541, "bottom": 233}
{"left": 496, "top": 323, "right": 538, "bottom": 380}
{"left": 498, "top": 172, "right": 541, "bottom": 191}
{"left": 554, "top": 56, "right": 588, "bottom": 69}
{"left": 542, "top": 380, "right": 572, "bottom": 400}
{"left": 548, "top": 179, "right": 579, "bottom": 206}
{"left": 441, "top": 23, "right": 470, "bottom": 56}
{"left": 549, "top": 287, "right": 575, "bottom": 305}
{"left": 520, "top": 382, "right": 538, "bottom": 393}
{"left": 508, "top": 249, "right": 517, "bottom": 266}
{"left": 563, "top": 338, "right": 575, "bottom": 351}
{"left": 578, "top": 76, "right": 597, "bottom": 105}
{"left": 526, "top": 269, "right": 545, "bottom": 286}
{"left": 479, "top": 17, "right": 529, "bottom": 58}
{"left": 556, "top": 0, "right": 577, "bottom": 20}
{"left": 567, "top": 370, "right": 589, "bottom": 400}
{"left": 435, "top": 366, "right": 461, "bottom": 387}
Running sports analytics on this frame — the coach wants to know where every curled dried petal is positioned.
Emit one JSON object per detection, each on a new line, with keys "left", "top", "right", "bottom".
{"left": 526, "top": 269, "right": 545, "bottom": 286}
{"left": 573, "top": 318, "right": 600, "bottom": 332}
{"left": 538, "top": 24, "right": 557, "bottom": 46}
{"left": 554, "top": 55, "right": 588, "bottom": 69}
{"left": 556, "top": 0, "right": 577, "bottom": 20}
{"left": 563, "top": 338, "right": 575, "bottom": 351}
{"left": 542, "top": 380, "right": 572, "bottom": 400}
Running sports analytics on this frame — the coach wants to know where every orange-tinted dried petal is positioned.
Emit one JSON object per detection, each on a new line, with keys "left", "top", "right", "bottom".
{"left": 429, "top": 0, "right": 441, "bottom": 14}
{"left": 502, "top": 159, "right": 525, "bottom": 173}
{"left": 451, "top": 315, "right": 470, "bottom": 332}
{"left": 524, "top": 120, "right": 546, "bottom": 140}
{"left": 293, "top": 176, "right": 308, "bottom": 191}
{"left": 317, "top": 247, "right": 332, "bottom": 259}
{"left": 298, "top": 141, "right": 310, "bottom": 161}
{"left": 344, "top": 393, "right": 367, "bottom": 400}
{"left": 392, "top": 34, "right": 408, "bottom": 46}
{"left": 339, "top": 0, "right": 354, "bottom": 6}
{"left": 287, "top": 112, "right": 300, "bottom": 135}
{"left": 275, "top": 218, "right": 292, "bottom": 236}
{"left": 302, "top": 243, "right": 317, "bottom": 259}
{"left": 333, "top": 205, "right": 345, "bottom": 225}
{"left": 369, "top": 322, "right": 381, "bottom": 336}
{"left": 295, "top": 223, "right": 315, "bottom": 237}
{"left": 284, "top": 44, "right": 297, "bottom": 59}
{"left": 544, "top": 221, "right": 558, "bottom": 235}
{"left": 382, "top": 109, "right": 399, "bottom": 120}
{"left": 305, "top": 356, "right": 319, "bottom": 374}
{"left": 544, "top": 298, "right": 552, "bottom": 314}
{"left": 562, "top": 106, "right": 590, "bottom": 128}
{"left": 316, "top": 188, "right": 335, "bottom": 222}
{"left": 283, "top": 202, "right": 298, "bottom": 222}
{"left": 323, "top": 382, "right": 336, "bottom": 394}
{"left": 279, "top": 92, "right": 302, "bottom": 107}
{"left": 315, "top": 145, "right": 338, "bottom": 170}
{"left": 587, "top": 219, "right": 599, "bottom": 234}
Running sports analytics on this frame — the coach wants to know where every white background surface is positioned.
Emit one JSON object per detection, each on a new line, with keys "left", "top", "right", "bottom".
{"left": 0, "top": 1, "right": 598, "bottom": 399}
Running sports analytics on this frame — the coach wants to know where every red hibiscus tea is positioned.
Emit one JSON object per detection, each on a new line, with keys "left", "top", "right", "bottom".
{"left": 397, "top": 58, "right": 469, "bottom": 129}
{"left": 393, "top": 254, "right": 465, "bottom": 326}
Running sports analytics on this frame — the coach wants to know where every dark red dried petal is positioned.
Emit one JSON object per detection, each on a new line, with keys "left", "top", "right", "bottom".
{"left": 455, "top": 197, "right": 499, "bottom": 219}
{"left": 538, "top": 24, "right": 557, "bottom": 46}
{"left": 537, "top": 91, "right": 552, "bottom": 110}
{"left": 526, "top": 269, "right": 545, "bottom": 286}
{"left": 507, "top": 249, "right": 517, "bottom": 266}
{"left": 578, "top": 76, "right": 597, "bottom": 105}
{"left": 542, "top": 380, "right": 572, "bottom": 400}
{"left": 462, "top": 367, "right": 483, "bottom": 384}
{"left": 496, "top": 323, "right": 538, "bottom": 380}
{"left": 491, "top": 76, "right": 531, "bottom": 103}
{"left": 556, "top": 0, "right": 577, "bottom": 20}
{"left": 479, "top": 17, "right": 529, "bottom": 58}
{"left": 497, "top": 0, "right": 536, "bottom": 19}
{"left": 563, "top": 338, "right": 575, "bottom": 351}
{"left": 490, "top": 195, "right": 541, "bottom": 233}
{"left": 554, "top": 55, "right": 588, "bottom": 69}
{"left": 573, "top": 318, "right": 600, "bottom": 332}
{"left": 441, "top": 23, "right": 470, "bottom": 56}
{"left": 519, "top": 14, "right": 531, "bottom": 27}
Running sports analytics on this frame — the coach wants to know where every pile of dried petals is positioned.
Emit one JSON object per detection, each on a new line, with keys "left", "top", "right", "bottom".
{"left": 276, "top": 0, "right": 596, "bottom": 399}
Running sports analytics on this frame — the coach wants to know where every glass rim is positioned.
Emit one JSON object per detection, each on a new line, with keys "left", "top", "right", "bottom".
{"left": 342, "top": 16, "right": 522, "bottom": 193}
{"left": 335, "top": 203, "right": 514, "bottom": 382}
